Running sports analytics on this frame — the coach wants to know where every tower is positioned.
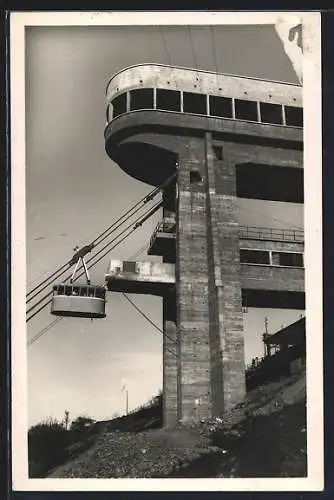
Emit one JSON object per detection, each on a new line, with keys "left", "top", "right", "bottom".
{"left": 104, "top": 64, "right": 304, "bottom": 426}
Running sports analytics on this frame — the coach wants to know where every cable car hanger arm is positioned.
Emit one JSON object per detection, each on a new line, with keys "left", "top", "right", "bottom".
{"left": 68, "top": 243, "right": 95, "bottom": 267}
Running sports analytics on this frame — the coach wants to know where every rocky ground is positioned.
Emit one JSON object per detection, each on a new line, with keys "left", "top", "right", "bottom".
{"left": 49, "top": 371, "right": 306, "bottom": 479}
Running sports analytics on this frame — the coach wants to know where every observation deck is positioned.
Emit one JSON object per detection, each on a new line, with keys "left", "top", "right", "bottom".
{"left": 105, "top": 225, "right": 304, "bottom": 309}
{"left": 104, "top": 64, "right": 303, "bottom": 187}
{"left": 148, "top": 220, "right": 304, "bottom": 259}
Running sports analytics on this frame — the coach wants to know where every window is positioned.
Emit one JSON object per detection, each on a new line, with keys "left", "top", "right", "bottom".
{"left": 183, "top": 91, "right": 207, "bottom": 115}
{"left": 123, "top": 261, "right": 137, "bottom": 273}
{"left": 95, "top": 287, "right": 106, "bottom": 299}
{"left": 209, "top": 95, "right": 233, "bottom": 118}
{"left": 190, "top": 168, "right": 203, "bottom": 184}
{"left": 240, "top": 249, "right": 270, "bottom": 265}
{"left": 285, "top": 106, "right": 303, "bottom": 127}
{"left": 112, "top": 93, "right": 127, "bottom": 118}
{"left": 234, "top": 99, "right": 258, "bottom": 122}
{"left": 156, "top": 89, "right": 181, "bottom": 112}
{"left": 260, "top": 102, "right": 283, "bottom": 125}
{"left": 278, "top": 252, "right": 303, "bottom": 267}
{"left": 54, "top": 285, "right": 65, "bottom": 295}
{"left": 213, "top": 146, "right": 223, "bottom": 160}
{"left": 129, "top": 88, "right": 154, "bottom": 110}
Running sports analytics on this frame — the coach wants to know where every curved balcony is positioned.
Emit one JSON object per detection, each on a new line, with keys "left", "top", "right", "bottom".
{"left": 104, "top": 65, "right": 303, "bottom": 186}
{"left": 106, "top": 64, "right": 302, "bottom": 106}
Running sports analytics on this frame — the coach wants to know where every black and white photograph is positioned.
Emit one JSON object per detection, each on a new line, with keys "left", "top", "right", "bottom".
{"left": 10, "top": 11, "right": 323, "bottom": 491}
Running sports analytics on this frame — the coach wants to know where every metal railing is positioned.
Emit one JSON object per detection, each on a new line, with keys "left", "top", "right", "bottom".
{"left": 149, "top": 222, "right": 304, "bottom": 249}
{"left": 239, "top": 226, "right": 304, "bottom": 243}
{"left": 149, "top": 219, "right": 176, "bottom": 249}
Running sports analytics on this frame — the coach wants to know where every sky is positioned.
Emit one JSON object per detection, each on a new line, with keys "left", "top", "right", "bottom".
{"left": 25, "top": 24, "right": 304, "bottom": 428}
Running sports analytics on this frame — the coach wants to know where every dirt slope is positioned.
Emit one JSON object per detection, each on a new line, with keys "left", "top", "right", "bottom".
{"left": 50, "top": 371, "right": 306, "bottom": 478}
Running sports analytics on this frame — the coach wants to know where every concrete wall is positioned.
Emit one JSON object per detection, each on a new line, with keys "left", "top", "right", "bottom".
{"left": 240, "top": 264, "right": 304, "bottom": 291}
{"left": 106, "top": 64, "right": 302, "bottom": 106}
{"left": 107, "top": 260, "right": 175, "bottom": 284}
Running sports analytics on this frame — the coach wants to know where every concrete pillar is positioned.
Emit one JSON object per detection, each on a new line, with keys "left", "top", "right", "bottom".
{"left": 204, "top": 133, "right": 246, "bottom": 412}
{"left": 176, "top": 139, "right": 212, "bottom": 423}
{"left": 176, "top": 134, "right": 246, "bottom": 423}
{"left": 162, "top": 316, "right": 178, "bottom": 427}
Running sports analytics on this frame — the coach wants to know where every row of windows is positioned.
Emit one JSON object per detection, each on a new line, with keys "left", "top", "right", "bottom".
{"left": 53, "top": 284, "right": 106, "bottom": 298}
{"left": 108, "top": 88, "right": 303, "bottom": 127}
{"left": 240, "top": 249, "right": 304, "bottom": 267}
{"left": 119, "top": 253, "right": 303, "bottom": 271}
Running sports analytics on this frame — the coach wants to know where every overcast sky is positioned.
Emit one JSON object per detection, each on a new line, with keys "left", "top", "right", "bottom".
{"left": 26, "top": 24, "right": 303, "bottom": 428}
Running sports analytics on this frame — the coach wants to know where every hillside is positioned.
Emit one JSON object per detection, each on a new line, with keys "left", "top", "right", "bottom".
{"left": 49, "top": 371, "right": 307, "bottom": 478}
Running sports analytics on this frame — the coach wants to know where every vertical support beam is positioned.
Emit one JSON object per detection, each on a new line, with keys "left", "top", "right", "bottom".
{"left": 232, "top": 97, "right": 236, "bottom": 119}
{"left": 272, "top": 251, "right": 280, "bottom": 266}
{"left": 257, "top": 101, "right": 262, "bottom": 123}
{"left": 162, "top": 298, "right": 178, "bottom": 427}
{"left": 153, "top": 88, "right": 157, "bottom": 110}
{"left": 176, "top": 139, "right": 212, "bottom": 423}
{"left": 204, "top": 132, "right": 246, "bottom": 412}
{"left": 176, "top": 134, "right": 246, "bottom": 422}
{"left": 282, "top": 104, "right": 287, "bottom": 125}
{"left": 162, "top": 181, "right": 178, "bottom": 427}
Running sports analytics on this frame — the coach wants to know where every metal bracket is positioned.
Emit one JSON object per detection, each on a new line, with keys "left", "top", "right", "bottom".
{"left": 70, "top": 255, "right": 91, "bottom": 284}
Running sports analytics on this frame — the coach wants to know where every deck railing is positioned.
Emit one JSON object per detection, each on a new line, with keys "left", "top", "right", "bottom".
{"left": 239, "top": 226, "right": 304, "bottom": 242}
{"left": 149, "top": 222, "right": 304, "bottom": 249}
{"left": 149, "top": 220, "right": 176, "bottom": 249}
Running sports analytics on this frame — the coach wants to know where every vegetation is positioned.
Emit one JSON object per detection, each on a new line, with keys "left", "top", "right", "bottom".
{"left": 47, "top": 372, "right": 306, "bottom": 479}
{"left": 28, "top": 417, "right": 70, "bottom": 478}
{"left": 29, "top": 375, "right": 307, "bottom": 479}
{"left": 28, "top": 394, "right": 162, "bottom": 478}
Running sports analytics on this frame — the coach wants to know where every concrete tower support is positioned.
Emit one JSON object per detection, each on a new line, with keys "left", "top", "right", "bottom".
{"left": 104, "top": 64, "right": 304, "bottom": 427}
{"left": 176, "top": 133, "right": 245, "bottom": 422}
{"left": 163, "top": 293, "right": 178, "bottom": 427}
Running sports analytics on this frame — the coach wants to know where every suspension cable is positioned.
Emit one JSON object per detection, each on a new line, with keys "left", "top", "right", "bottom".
{"left": 159, "top": 26, "right": 177, "bottom": 89}
{"left": 27, "top": 242, "right": 176, "bottom": 351}
{"left": 210, "top": 25, "right": 220, "bottom": 91}
{"left": 159, "top": 25, "right": 173, "bottom": 67}
{"left": 27, "top": 317, "right": 62, "bottom": 347}
{"left": 27, "top": 244, "right": 148, "bottom": 346}
{"left": 187, "top": 25, "right": 203, "bottom": 92}
{"left": 26, "top": 200, "right": 163, "bottom": 322}
{"left": 26, "top": 227, "right": 136, "bottom": 322}
{"left": 122, "top": 293, "right": 176, "bottom": 346}
{"left": 26, "top": 191, "right": 156, "bottom": 301}
{"left": 26, "top": 172, "right": 177, "bottom": 304}
{"left": 122, "top": 294, "right": 177, "bottom": 358}
{"left": 26, "top": 201, "right": 154, "bottom": 305}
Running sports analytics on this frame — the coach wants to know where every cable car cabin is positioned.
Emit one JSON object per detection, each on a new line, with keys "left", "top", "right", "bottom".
{"left": 51, "top": 284, "right": 106, "bottom": 319}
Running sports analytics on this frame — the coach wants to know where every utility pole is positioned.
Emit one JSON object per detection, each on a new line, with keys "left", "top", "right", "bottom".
{"left": 121, "top": 382, "right": 129, "bottom": 416}
{"left": 125, "top": 387, "right": 129, "bottom": 415}
{"left": 263, "top": 317, "right": 269, "bottom": 357}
